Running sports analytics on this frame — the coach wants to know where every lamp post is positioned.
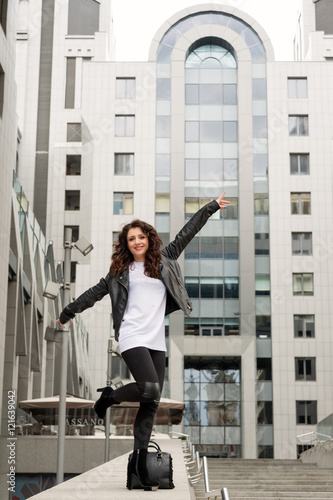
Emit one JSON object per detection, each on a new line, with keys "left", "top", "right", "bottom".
{"left": 56, "top": 227, "right": 72, "bottom": 484}
{"left": 43, "top": 231, "right": 93, "bottom": 484}
{"left": 104, "top": 339, "right": 113, "bottom": 463}
{"left": 104, "top": 338, "right": 123, "bottom": 463}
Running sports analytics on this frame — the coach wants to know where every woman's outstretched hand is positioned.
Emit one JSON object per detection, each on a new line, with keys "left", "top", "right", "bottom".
{"left": 55, "top": 318, "right": 73, "bottom": 331}
{"left": 216, "top": 192, "right": 230, "bottom": 210}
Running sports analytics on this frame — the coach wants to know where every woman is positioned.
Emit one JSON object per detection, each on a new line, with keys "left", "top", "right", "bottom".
{"left": 58, "top": 192, "right": 229, "bottom": 491}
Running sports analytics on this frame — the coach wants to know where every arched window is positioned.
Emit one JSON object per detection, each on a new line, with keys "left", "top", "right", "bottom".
{"left": 186, "top": 44, "right": 237, "bottom": 69}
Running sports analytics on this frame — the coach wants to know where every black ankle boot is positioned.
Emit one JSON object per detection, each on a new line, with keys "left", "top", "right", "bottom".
{"left": 127, "top": 449, "right": 159, "bottom": 491}
{"left": 94, "top": 386, "right": 120, "bottom": 419}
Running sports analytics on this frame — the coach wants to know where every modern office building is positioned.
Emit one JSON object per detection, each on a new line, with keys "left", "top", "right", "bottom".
{"left": 1, "top": 0, "right": 333, "bottom": 471}
{"left": 0, "top": 0, "right": 96, "bottom": 441}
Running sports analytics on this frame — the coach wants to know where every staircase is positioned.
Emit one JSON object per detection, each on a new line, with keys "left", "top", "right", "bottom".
{"left": 192, "top": 458, "right": 333, "bottom": 499}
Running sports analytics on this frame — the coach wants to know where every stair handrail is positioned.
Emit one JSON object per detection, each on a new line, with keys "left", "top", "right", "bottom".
{"left": 296, "top": 430, "right": 332, "bottom": 446}
{"left": 203, "top": 455, "right": 231, "bottom": 500}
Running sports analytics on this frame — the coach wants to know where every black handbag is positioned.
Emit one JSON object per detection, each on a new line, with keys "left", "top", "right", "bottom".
{"left": 127, "top": 440, "right": 175, "bottom": 489}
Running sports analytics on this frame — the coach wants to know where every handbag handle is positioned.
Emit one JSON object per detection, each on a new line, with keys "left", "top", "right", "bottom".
{"left": 148, "top": 440, "right": 162, "bottom": 457}
{"left": 148, "top": 440, "right": 161, "bottom": 451}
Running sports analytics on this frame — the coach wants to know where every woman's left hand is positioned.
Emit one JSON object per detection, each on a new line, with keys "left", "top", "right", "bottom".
{"left": 216, "top": 192, "right": 230, "bottom": 210}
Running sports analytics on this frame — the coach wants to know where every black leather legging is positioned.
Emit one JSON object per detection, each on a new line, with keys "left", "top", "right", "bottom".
{"left": 112, "top": 347, "right": 165, "bottom": 450}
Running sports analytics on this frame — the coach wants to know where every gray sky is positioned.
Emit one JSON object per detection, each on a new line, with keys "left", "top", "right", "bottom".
{"left": 112, "top": 0, "right": 302, "bottom": 62}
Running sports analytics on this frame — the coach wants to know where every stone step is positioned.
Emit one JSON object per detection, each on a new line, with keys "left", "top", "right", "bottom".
{"left": 194, "top": 497, "right": 333, "bottom": 500}
{"left": 192, "top": 457, "right": 333, "bottom": 500}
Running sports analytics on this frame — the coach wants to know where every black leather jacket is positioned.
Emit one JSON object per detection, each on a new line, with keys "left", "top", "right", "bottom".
{"left": 59, "top": 200, "right": 220, "bottom": 341}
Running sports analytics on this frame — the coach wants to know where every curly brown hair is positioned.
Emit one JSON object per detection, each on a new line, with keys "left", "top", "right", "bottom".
{"left": 110, "top": 220, "right": 163, "bottom": 279}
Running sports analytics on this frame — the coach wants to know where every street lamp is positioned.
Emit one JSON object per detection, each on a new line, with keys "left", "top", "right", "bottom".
{"left": 43, "top": 230, "right": 93, "bottom": 484}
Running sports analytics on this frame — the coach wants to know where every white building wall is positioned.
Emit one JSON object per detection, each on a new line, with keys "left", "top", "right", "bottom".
{"left": 268, "top": 60, "right": 333, "bottom": 458}
{"left": 76, "top": 60, "right": 157, "bottom": 390}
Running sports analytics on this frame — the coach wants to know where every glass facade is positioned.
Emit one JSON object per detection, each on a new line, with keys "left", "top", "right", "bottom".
{"left": 184, "top": 43, "right": 239, "bottom": 337}
{"left": 184, "top": 357, "right": 241, "bottom": 457}
{"left": 155, "top": 10, "right": 271, "bottom": 457}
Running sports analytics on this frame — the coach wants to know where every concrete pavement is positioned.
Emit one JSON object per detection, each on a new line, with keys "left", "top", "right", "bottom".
{"left": 30, "top": 436, "right": 194, "bottom": 500}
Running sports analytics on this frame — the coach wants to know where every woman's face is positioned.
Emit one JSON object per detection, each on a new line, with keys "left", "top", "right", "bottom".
{"left": 127, "top": 227, "right": 149, "bottom": 262}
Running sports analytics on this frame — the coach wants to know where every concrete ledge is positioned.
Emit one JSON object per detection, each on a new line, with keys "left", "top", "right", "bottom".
{"left": 30, "top": 437, "right": 192, "bottom": 499}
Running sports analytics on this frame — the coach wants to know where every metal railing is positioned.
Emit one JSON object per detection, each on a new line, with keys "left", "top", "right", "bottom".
{"left": 203, "top": 456, "right": 230, "bottom": 500}
{"left": 296, "top": 430, "right": 332, "bottom": 451}
{"left": 297, "top": 412, "right": 333, "bottom": 455}
{"left": 171, "top": 432, "right": 231, "bottom": 499}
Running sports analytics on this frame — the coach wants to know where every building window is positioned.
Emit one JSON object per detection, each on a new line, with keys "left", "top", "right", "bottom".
{"left": 156, "top": 154, "right": 170, "bottom": 176}
{"left": 0, "top": 0, "right": 8, "bottom": 35}
{"left": 294, "top": 315, "right": 315, "bottom": 338}
{"left": 155, "top": 194, "right": 170, "bottom": 214}
{"left": 257, "top": 358, "right": 272, "bottom": 380}
{"left": 185, "top": 160, "right": 238, "bottom": 181}
{"left": 253, "top": 116, "right": 268, "bottom": 138}
{"left": 290, "top": 153, "right": 309, "bottom": 175}
{"left": 223, "top": 277, "right": 239, "bottom": 298}
{"left": 185, "top": 318, "right": 239, "bottom": 336}
{"left": 67, "top": 123, "right": 81, "bottom": 142}
{"left": 185, "top": 237, "right": 199, "bottom": 259}
{"left": 224, "top": 237, "right": 238, "bottom": 259}
{"left": 114, "top": 153, "right": 134, "bottom": 175}
{"left": 256, "top": 315, "right": 271, "bottom": 338}
{"left": 185, "top": 237, "right": 238, "bottom": 260}
{"left": 292, "top": 232, "right": 312, "bottom": 255}
{"left": 200, "top": 84, "right": 223, "bottom": 105}
{"left": 255, "top": 274, "right": 270, "bottom": 296}
{"left": 185, "top": 277, "right": 238, "bottom": 299}
{"left": 68, "top": 0, "right": 99, "bottom": 35}
{"left": 66, "top": 155, "right": 81, "bottom": 175}
{"left": 257, "top": 402, "right": 273, "bottom": 424}
{"left": 296, "top": 401, "right": 317, "bottom": 424}
{"left": 253, "top": 155, "right": 268, "bottom": 176}
{"left": 184, "top": 356, "right": 241, "bottom": 456}
{"left": 223, "top": 84, "right": 237, "bottom": 104}
{"left": 65, "top": 57, "right": 76, "bottom": 109}
{"left": 223, "top": 121, "right": 237, "bottom": 142}
{"left": 116, "top": 77, "right": 135, "bottom": 99}
{"left": 65, "top": 190, "right": 80, "bottom": 210}
{"left": 202, "top": 122, "right": 222, "bottom": 142}
{"left": 293, "top": 273, "right": 314, "bottom": 295}
{"left": 64, "top": 225, "right": 79, "bottom": 243}
{"left": 295, "top": 357, "right": 316, "bottom": 381}
{"left": 255, "top": 233, "right": 269, "bottom": 255}
{"left": 223, "top": 159, "right": 238, "bottom": 180}
{"left": 113, "top": 192, "right": 133, "bottom": 215}
{"left": 185, "top": 84, "right": 199, "bottom": 105}
{"left": 156, "top": 78, "right": 171, "bottom": 100}
{"left": 0, "top": 64, "right": 4, "bottom": 118}
{"left": 254, "top": 194, "right": 269, "bottom": 215}
{"left": 291, "top": 192, "right": 311, "bottom": 215}
{"left": 201, "top": 237, "right": 223, "bottom": 259}
{"left": 156, "top": 116, "right": 171, "bottom": 138}
{"left": 252, "top": 78, "right": 267, "bottom": 100}
{"left": 289, "top": 115, "right": 308, "bottom": 136}
{"left": 288, "top": 78, "right": 307, "bottom": 99}
{"left": 221, "top": 197, "right": 238, "bottom": 220}
{"left": 115, "top": 115, "right": 135, "bottom": 137}
{"left": 185, "top": 197, "right": 219, "bottom": 218}
{"left": 258, "top": 446, "right": 274, "bottom": 459}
